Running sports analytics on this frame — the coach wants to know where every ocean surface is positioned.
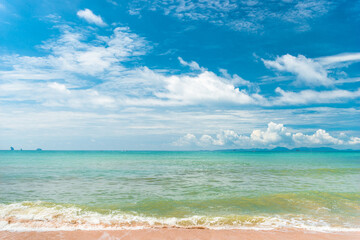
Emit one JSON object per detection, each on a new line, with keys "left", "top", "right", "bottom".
{"left": 0, "top": 151, "right": 359, "bottom": 232}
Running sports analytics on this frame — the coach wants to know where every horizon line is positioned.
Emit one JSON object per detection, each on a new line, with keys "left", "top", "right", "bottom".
{"left": 2, "top": 148, "right": 360, "bottom": 152}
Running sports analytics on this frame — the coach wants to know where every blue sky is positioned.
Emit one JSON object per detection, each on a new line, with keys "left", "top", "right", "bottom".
{"left": 0, "top": 0, "right": 360, "bottom": 150}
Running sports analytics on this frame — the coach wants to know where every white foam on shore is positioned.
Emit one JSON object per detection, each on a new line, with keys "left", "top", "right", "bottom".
{"left": 0, "top": 202, "right": 359, "bottom": 233}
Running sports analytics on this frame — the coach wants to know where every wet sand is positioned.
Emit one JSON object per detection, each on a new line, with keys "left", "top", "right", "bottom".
{"left": 0, "top": 229, "right": 359, "bottom": 240}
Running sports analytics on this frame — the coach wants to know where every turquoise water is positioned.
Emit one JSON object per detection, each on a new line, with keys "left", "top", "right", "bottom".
{"left": 0, "top": 151, "right": 359, "bottom": 231}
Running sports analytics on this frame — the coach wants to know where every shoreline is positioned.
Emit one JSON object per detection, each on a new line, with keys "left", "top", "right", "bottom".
{"left": 1, "top": 229, "right": 359, "bottom": 240}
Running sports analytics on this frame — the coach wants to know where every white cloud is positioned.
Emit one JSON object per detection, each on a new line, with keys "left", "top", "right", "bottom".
{"left": 0, "top": 23, "right": 154, "bottom": 109}
{"left": 48, "top": 82, "right": 71, "bottom": 94}
{"left": 40, "top": 25, "right": 147, "bottom": 76}
{"left": 292, "top": 129, "right": 343, "bottom": 145}
{"left": 262, "top": 54, "right": 332, "bottom": 86}
{"left": 1, "top": 25, "right": 148, "bottom": 80}
{"left": 274, "top": 87, "right": 360, "bottom": 105}
{"left": 102, "top": 65, "right": 360, "bottom": 106}
{"left": 175, "top": 122, "right": 360, "bottom": 148}
{"left": 173, "top": 133, "right": 197, "bottom": 146}
{"left": 154, "top": 71, "right": 266, "bottom": 105}
{"left": 178, "top": 57, "right": 205, "bottom": 71}
{"left": 107, "top": 0, "right": 118, "bottom": 6}
{"left": 0, "top": 23, "right": 149, "bottom": 105}
{"left": 349, "top": 137, "right": 360, "bottom": 145}
{"left": 316, "top": 52, "right": 360, "bottom": 66}
{"left": 77, "top": 9, "right": 107, "bottom": 27}
{"left": 218, "top": 69, "right": 253, "bottom": 87}
{"left": 262, "top": 53, "right": 360, "bottom": 86}
{"left": 250, "top": 122, "right": 291, "bottom": 144}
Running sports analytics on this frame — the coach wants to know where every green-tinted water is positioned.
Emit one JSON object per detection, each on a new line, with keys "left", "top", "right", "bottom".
{"left": 0, "top": 151, "right": 359, "bottom": 231}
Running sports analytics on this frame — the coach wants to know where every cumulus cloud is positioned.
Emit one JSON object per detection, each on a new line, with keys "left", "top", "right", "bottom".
{"left": 292, "top": 129, "right": 343, "bottom": 145}
{"left": 154, "top": 71, "right": 266, "bottom": 105}
{"left": 250, "top": 122, "right": 291, "bottom": 144}
{"left": 77, "top": 9, "right": 107, "bottom": 27}
{"left": 175, "top": 122, "right": 360, "bottom": 148}
{"left": 262, "top": 53, "right": 360, "bottom": 87}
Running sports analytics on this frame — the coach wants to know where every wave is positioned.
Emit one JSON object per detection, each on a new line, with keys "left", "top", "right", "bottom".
{"left": 0, "top": 201, "right": 359, "bottom": 232}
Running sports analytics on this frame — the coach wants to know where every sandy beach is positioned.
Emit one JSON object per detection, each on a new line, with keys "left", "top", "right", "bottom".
{"left": 1, "top": 229, "right": 359, "bottom": 240}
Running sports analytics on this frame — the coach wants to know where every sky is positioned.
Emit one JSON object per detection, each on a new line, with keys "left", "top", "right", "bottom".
{"left": 0, "top": 0, "right": 360, "bottom": 150}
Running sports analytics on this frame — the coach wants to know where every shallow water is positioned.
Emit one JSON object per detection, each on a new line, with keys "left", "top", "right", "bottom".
{"left": 0, "top": 151, "right": 359, "bottom": 231}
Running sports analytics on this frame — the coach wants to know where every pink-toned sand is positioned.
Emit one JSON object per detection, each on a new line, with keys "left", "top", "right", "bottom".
{"left": 0, "top": 229, "right": 359, "bottom": 240}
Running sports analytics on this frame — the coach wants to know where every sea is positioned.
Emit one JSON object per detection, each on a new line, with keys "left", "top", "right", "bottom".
{"left": 0, "top": 151, "right": 359, "bottom": 232}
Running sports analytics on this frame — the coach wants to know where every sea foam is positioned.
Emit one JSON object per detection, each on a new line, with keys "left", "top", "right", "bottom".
{"left": 0, "top": 202, "right": 359, "bottom": 232}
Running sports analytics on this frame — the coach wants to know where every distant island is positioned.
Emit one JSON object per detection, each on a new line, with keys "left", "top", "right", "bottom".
{"left": 8, "top": 147, "right": 42, "bottom": 151}
{"left": 218, "top": 147, "right": 359, "bottom": 152}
